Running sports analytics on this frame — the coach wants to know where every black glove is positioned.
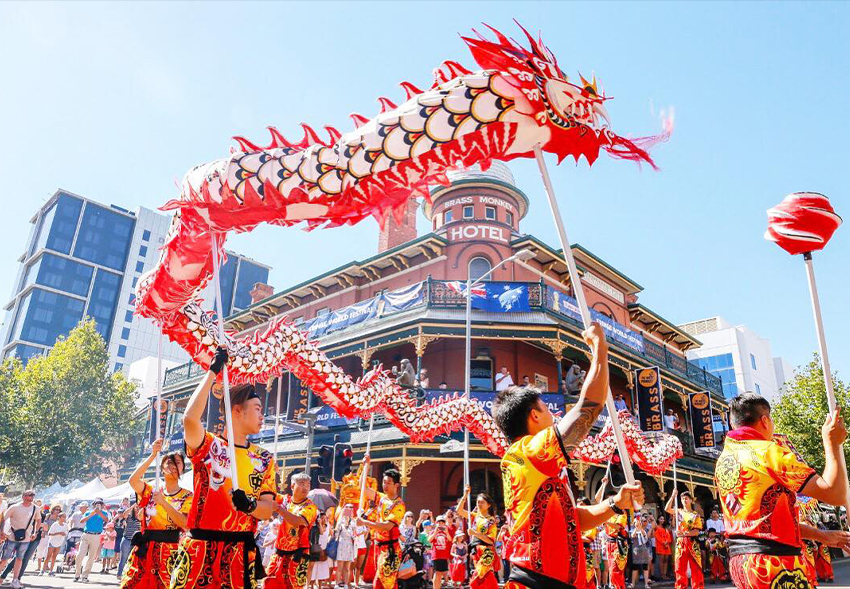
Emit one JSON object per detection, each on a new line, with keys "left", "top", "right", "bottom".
{"left": 210, "top": 346, "right": 229, "bottom": 375}
{"left": 231, "top": 489, "right": 257, "bottom": 514}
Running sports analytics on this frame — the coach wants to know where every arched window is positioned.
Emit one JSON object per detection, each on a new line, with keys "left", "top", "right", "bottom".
{"left": 468, "top": 257, "right": 492, "bottom": 282}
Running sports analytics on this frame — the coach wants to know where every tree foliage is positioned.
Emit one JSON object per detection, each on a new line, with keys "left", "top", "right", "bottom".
{"left": 0, "top": 320, "right": 139, "bottom": 487}
{"left": 771, "top": 354, "right": 850, "bottom": 475}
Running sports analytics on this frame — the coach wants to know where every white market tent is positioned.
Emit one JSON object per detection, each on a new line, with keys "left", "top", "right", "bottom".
{"left": 53, "top": 478, "right": 107, "bottom": 504}
{"left": 99, "top": 482, "right": 134, "bottom": 503}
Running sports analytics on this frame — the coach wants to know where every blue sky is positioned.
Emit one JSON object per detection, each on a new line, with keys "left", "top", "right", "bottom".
{"left": 1, "top": 1, "right": 848, "bottom": 378}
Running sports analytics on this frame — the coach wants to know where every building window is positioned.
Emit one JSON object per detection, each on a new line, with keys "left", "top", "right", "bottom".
{"left": 142, "top": 230, "right": 151, "bottom": 242}
{"left": 135, "top": 261, "right": 144, "bottom": 272}
{"left": 444, "top": 209, "right": 454, "bottom": 223}
{"left": 114, "top": 363, "right": 123, "bottom": 373}
{"left": 128, "top": 293, "right": 135, "bottom": 304}
{"left": 9, "top": 288, "right": 85, "bottom": 346}
{"left": 31, "top": 193, "right": 84, "bottom": 257}
{"left": 22, "top": 252, "right": 94, "bottom": 297}
{"left": 506, "top": 212, "right": 513, "bottom": 226}
{"left": 692, "top": 353, "right": 738, "bottom": 399}
{"left": 468, "top": 257, "right": 492, "bottom": 282}
{"left": 72, "top": 203, "right": 134, "bottom": 271}
{"left": 117, "top": 345, "right": 127, "bottom": 358}
{"left": 755, "top": 383, "right": 762, "bottom": 395}
{"left": 316, "top": 307, "right": 329, "bottom": 317}
{"left": 121, "top": 327, "right": 130, "bottom": 340}
{"left": 87, "top": 270, "right": 122, "bottom": 340}
{"left": 434, "top": 212, "right": 443, "bottom": 228}
{"left": 485, "top": 206, "right": 496, "bottom": 220}
{"left": 125, "top": 310, "right": 134, "bottom": 323}
{"left": 139, "top": 245, "right": 148, "bottom": 257}
{"left": 462, "top": 205, "right": 474, "bottom": 219}
{"left": 750, "top": 354, "right": 757, "bottom": 370}
{"left": 131, "top": 277, "right": 137, "bottom": 287}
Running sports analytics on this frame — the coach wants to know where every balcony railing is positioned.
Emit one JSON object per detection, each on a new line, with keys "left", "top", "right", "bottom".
{"left": 161, "top": 279, "right": 723, "bottom": 398}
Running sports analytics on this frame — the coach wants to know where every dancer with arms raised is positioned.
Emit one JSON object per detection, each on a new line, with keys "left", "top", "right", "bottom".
{"left": 492, "top": 324, "right": 643, "bottom": 589}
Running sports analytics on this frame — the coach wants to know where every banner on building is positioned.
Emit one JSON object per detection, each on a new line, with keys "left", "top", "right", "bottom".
{"left": 147, "top": 398, "right": 168, "bottom": 447}
{"left": 689, "top": 391, "right": 715, "bottom": 449}
{"left": 300, "top": 282, "right": 425, "bottom": 339}
{"left": 444, "top": 281, "right": 532, "bottom": 313}
{"left": 634, "top": 366, "right": 664, "bottom": 432}
{"left": 546, "top": 289, "right": 645, "bottom": 354}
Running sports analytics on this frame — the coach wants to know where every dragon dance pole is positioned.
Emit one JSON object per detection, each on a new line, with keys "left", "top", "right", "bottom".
{"left": 211, "top": 243, "right": 240, "bottom": 491}
{"left": 463, "top": 277, "right": 473, "bottom": 529}
{"left": 802, "top": 252, "right": 850, "bottom": 522}
{"left": 533, "top": 144, "right": 637, "bottom": 487}
{"left": 273, "top": 375, "right": 282, "bottom": 471}
{"left": 154, "top": 334, "right": 163, "bottom": 491}
{"left": 359, "top": 414, "right": 375, "bottom": 513}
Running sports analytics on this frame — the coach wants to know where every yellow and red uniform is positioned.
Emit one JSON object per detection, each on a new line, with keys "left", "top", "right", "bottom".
{"left": 469, "top": 512, "right": 498, "bottom": 589}
{"left": 604, "top": 513, "right": 628, "bottom": 589}
{"left": 370, "top": 492, "right": 405, "bottom": 589}
{"left": 715, "top": 427, "right": 816, "bottom": 589}
{"left": 500, "top": 426, "right": 584, "bottom": 589}
{"left": 815, "top": 543, "right": 833, "bottom": 582}
{"left": 582, "top": 525, "right": 599, "bottom": 589}
{"left": 674, "top": 509, "right": 704, "bottom": 589}
{"left": 169, "top": 432, "right": 277, "bottom": 589}
{"left": 264, "top": 496, "right": 318, "bottom": 589}
{"left": 120, "top": 482, "right": 192, "bottom": 589}
{"left": 707, "top": 536, "right": 728, "bottom": 582}
{"left": 797, "top": 495, "right": 820, "bottom": 586}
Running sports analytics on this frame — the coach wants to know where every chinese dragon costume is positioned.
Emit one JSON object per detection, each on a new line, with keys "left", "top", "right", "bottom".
{"left": 136, "top": 22, "right": 673, "bottom": 459}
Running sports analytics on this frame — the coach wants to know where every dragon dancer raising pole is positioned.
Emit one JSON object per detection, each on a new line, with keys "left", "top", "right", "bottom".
{"left": 492, "top": 325, "right": 644, "bottom": 589}
{"left": 715, "top": 393, "right": 850, "bottom": 589}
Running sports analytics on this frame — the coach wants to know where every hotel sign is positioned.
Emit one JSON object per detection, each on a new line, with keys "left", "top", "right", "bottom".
{"left": 448, "top": 224, "right": 509, "bottom": 243}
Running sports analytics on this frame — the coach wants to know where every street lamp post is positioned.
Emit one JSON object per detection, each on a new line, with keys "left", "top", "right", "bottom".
{"left": 462, "top": 249, "right": 536, "bottom": 522}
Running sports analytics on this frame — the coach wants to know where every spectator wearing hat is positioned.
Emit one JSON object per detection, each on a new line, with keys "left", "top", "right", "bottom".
{"left": 75, "top": 498, "right": 109, "bottom": 582}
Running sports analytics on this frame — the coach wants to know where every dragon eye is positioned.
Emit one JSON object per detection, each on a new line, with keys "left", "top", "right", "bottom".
{"left": 584, "top": 85, "right": 597, "bottom": 97}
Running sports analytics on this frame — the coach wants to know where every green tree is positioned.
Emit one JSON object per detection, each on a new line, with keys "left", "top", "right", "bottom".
{"left": 0, "top": 320, "right": 140, "bottom": 486}
{"left": 771, "top": 353, "right": 850, "bottom": 475}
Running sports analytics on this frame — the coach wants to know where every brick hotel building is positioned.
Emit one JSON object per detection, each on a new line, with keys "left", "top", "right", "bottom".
{"left": 136, "top": 162, "right": 727, "bottom": 517}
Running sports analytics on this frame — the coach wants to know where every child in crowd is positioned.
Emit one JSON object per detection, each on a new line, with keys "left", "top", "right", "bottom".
{"left": 100, "top": 522, "right": 117, "bottom": 573}
{"left": 449, "top": 531, "right": 467, "bottom": 588}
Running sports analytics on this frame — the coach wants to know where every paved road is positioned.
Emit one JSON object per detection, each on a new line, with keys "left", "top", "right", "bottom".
{"left": 7, "top": 559, "right": 850, "bottom": 588}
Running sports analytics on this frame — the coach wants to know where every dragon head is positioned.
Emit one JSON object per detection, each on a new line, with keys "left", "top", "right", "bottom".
{"left": 463, "top": 22, "right": 664, "bottom": 166}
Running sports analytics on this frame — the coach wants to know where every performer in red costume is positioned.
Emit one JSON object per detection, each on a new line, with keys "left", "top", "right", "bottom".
{"left": 457, "top": 486, "right": 499, "bottom": 589}
{"left": 492, "top": 324, "right": 643, "bottom": 589}
{"left": 121, "top": 439, "right": 192, "bottom": 589}
{"left": 815, "top": 542, "right": 834, "bottom": 583}
{"left": 715, "top": 393, "right": 850, "bottom": 589}
{"left": 169, "top": 348, "right": 279, "bottom": 589}
{"left": 665, "top": 490, "right": 703, "bottom": 589}
{"left": 357, "top": 457, "right": 406, "bottom": 589}
{"left": 265, "top": 473, "right": 318, "bottom": 589}
{"left": 706, "top": 529, "right": 729, "bottom": 583}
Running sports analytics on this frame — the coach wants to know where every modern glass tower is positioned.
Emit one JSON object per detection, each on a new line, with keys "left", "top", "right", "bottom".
{"left": 2, "top": 189, "right": 271, "bottom": 374}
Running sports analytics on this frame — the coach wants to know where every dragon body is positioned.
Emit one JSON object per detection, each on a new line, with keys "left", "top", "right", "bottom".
{"left": 136, "top": 24, "right": 670, "bottom": 458}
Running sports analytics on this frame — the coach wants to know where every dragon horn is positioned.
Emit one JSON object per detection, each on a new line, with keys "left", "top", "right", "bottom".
{"left": 349, "top": 113, "right": 370, "bottom": 129}
{"left": 399, "top": 81, "right": 424, "bottom": 101}
{"left": 267, "top": 126, "right": 294, "bottom": 149}
{"left": 377, "top": 97, "right": 397, "bottom": 113}
{"left": 513, "top": 19, "right": 546, "bottom": 61}
{"left": 443, "top": 61, "right": 472, "bottom": 77}
{"left": 299, "top": 124, "right": 324, "bottom": 147}
{"left": 232, "top": 135, "right": 262, "bottom": 152}
{"left": 324, "top": 126, "right": 342, "bottom": 144}
{"left": 480, "top": 23, "right": 514, "bottom": 48}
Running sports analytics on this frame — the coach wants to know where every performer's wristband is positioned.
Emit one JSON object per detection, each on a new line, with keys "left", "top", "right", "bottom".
{"left": 607, "top": 497, "right": 624, "bottom": 515}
